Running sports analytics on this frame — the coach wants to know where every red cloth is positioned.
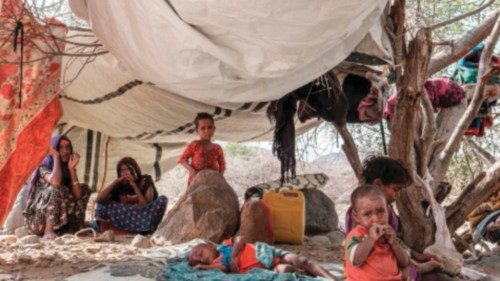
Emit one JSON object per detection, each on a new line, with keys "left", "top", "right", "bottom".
{"left": 178, "top": 141, "right": 225, "bottom": 185}
{"left": 0, "top": 0, "right": 66, "bottom": 224}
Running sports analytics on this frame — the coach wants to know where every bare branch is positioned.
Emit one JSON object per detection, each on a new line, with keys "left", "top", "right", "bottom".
{"left": 465, "top": 138, "right": 496, "bottom": 165}
{"left": 388, "top": 0, "right": 407, "bottom": 86}
{"left": 332, "top": 123, "right": 363, "bottom": 182}
{"left": 428, "top": 8, "right": 499, "bottom": 75}
{"left": 417, "top": 89, "right": 437, "bottom": 176}
{"left": 429, "top": 0, "right": 495, "bottom": 30}
{"left": 446, "top": 160, "right": 500, "bottom": 232}
{"left": 437, "top": 16, "right": 500, "bottom": 181}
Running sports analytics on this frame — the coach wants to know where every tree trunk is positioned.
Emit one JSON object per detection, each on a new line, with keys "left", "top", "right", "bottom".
{"left": 389, "top": 25, "right": 436, "bottom": 251}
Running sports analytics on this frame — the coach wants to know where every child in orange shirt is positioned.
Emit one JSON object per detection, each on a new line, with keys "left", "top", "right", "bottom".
{"left": 178, "top": 112, "right": 225, "bottom": 186}
{"left": 188, "top": 236, "right": 336, "bottom": 280}
{"left": 343, "top": 185, "right": 409, "bottom": 281}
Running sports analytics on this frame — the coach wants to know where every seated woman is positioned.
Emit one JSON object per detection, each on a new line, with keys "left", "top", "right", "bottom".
{"left": 24, "top": 135, "right": 91, "bottom": 239}
{"left": 94, "top": 157, "right": 167, "bottom": 234}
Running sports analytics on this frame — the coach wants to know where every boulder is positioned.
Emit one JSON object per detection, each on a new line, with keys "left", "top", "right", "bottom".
{"left": 308, "top": 235, "right": 332, "bottom": 247}
{"left": 423, "top": 244, "right": 463, "bottom": 276}
{"left": 237, "top": 200, "right": 274, "bottom": 244}
{"left": 154, "top": 170, "right": 239, "bottom": 244}
{"left": 326, "top": 230, "right": 345, "bottom": 247}
{"left": 301, "top": 189, "right": 338, "bottom": 235}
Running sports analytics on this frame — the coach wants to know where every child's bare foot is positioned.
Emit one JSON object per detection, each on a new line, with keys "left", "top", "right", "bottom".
{"left": 417, "top": 260, "right": 443, "bottom": 273}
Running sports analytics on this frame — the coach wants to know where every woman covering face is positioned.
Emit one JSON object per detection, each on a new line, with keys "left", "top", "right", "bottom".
{"left": 94, "top": 156, "right": 168, "bottom": 234}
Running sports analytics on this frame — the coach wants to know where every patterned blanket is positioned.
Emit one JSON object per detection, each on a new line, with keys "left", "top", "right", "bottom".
{"left": 250, "top": 173, "right": 329, "bottom": 191}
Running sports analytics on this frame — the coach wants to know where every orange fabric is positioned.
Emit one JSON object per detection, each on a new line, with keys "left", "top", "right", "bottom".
{"left": 236, "top": 244, "right": 266, "bottom": 273}
{"left": 343, "top": 225, "right": 402, "bottom": 281}
{"left": 0, "top": 0, "right": 66, "bottom": 224}
{"left": 215, "top": 239, "right": 280, "bottom": 273}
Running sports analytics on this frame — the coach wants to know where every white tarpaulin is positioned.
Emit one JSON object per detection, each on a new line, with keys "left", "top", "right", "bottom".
{"left": 69, "top": 0, "right": 389, "bottom": 104}
{"left": 57, "top": 0, "right": 391, "bottom": 189}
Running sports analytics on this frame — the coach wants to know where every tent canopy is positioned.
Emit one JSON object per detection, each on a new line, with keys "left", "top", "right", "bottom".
{"left": 59, "top": 0, "right": 392, "bottom": 189}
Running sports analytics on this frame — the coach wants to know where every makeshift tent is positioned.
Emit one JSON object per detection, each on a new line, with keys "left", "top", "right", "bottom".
{"left": 1, "top": 0, "right": 392, "bottom": 223}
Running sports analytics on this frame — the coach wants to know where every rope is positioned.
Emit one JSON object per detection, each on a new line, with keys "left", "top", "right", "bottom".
{"left": 12, "top": 20, "right": 24, "bottom": 108}
{"left": 380, "top": 120, "right": 387, "bottom": 155}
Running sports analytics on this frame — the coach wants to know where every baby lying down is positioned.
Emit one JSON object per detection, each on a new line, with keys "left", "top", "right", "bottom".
{"left": 188, "top": 236, "right": 336, "bottom": 280}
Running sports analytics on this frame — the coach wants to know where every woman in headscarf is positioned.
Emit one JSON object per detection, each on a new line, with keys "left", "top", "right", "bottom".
{"left": 24, "top": 135, "right": 91, "bottom": 239}
{"left": 94, "top": 157, "right": 168, "bottom": 234}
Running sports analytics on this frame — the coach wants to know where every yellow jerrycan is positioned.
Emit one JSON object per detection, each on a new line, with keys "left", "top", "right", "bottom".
{"left": 263, "top": 188, "right": 305, "bottom": 244}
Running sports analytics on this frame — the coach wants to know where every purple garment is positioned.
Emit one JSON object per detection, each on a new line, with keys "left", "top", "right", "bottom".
{"left": 344, "top": 204, "right": 399, "bottom": 233}
{"left": 26, "top": 135, "right": 73, "bottom": 205}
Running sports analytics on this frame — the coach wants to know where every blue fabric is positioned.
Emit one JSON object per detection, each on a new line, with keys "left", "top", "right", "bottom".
{"left": 164, "top": 261, "right": 328, "bottom": 281}
{"left": 473, "top": 210, "right": 500, "bottom": 242}
{"left": 95, "top": 196, "right": 167, "bottom": 233}
{"left": 254, "top": 242, "right": 288, "bottom": 269}
{"left": 217, "top": 244, "right": 233, "bottom": 267}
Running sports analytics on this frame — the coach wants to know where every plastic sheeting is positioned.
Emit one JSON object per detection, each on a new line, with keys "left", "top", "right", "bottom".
{"left": 69, "top": 0, "right": 389, "bottom": 104}
{"left": 57, "top": 0, "right": 391, "bottom": 189}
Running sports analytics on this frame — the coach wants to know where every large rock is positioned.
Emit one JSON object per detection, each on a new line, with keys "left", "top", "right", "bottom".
{"left": 424, "top": 244, "right": 463, "bottom": 276}
{"left": 237, "top": 200, "right": 274, "bottom": 244}
{"left": 301, "top": 189, "right": 338, "bottom": 235}
{"left": 154, "top": 170, "right": 239, "bottom": 244}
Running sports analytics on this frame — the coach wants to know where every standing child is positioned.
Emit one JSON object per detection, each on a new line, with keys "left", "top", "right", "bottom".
{"left": 344, "top": 185, "right": 410, "bottom": 281}
{"left": 178, "top": 112, "right": 226, "bottom": 186}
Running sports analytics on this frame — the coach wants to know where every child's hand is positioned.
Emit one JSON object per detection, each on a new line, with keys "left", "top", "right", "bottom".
{"left": 368, "top": 223, "right": 385, "bottom": 240}
{"left": 194, "top": 264, "right": 205, "bottom": 270}
{"left": 382, "top": 225, "right": 397, "bottom": 245}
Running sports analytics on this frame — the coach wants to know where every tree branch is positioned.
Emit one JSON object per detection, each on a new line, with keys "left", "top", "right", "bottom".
{"left": 446, "top": 160, "right": 500, "bottom": 232}
{"left": 389, "top": 28, "right": 432, "bottom": 168}
{"left": 388, "top": 0, "right": 407, "bottom": 86}
{"left": 417, "top": 89, "right": 437, "bottom": 176}
{"left": 437, "top": 15, "right": 500, "bottom": 184}
{"left": 429, "top": 0, "right": 495, "bottom": 30}
{"left": 428, "top": 8, "right": 499, "bottom": 75}
{"left": 428, "top": 102, "right": 467, "bottom": 189}
{"left": 332, "top": 124, "right": 363, "bottom": 182}
{"left": 465, "top": 138, "right": 496, "bottom": 165}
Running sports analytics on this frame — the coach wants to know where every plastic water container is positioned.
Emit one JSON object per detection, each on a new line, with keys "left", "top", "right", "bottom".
{"left": 263, "top": 188, "right": 305, "bottom": 244}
